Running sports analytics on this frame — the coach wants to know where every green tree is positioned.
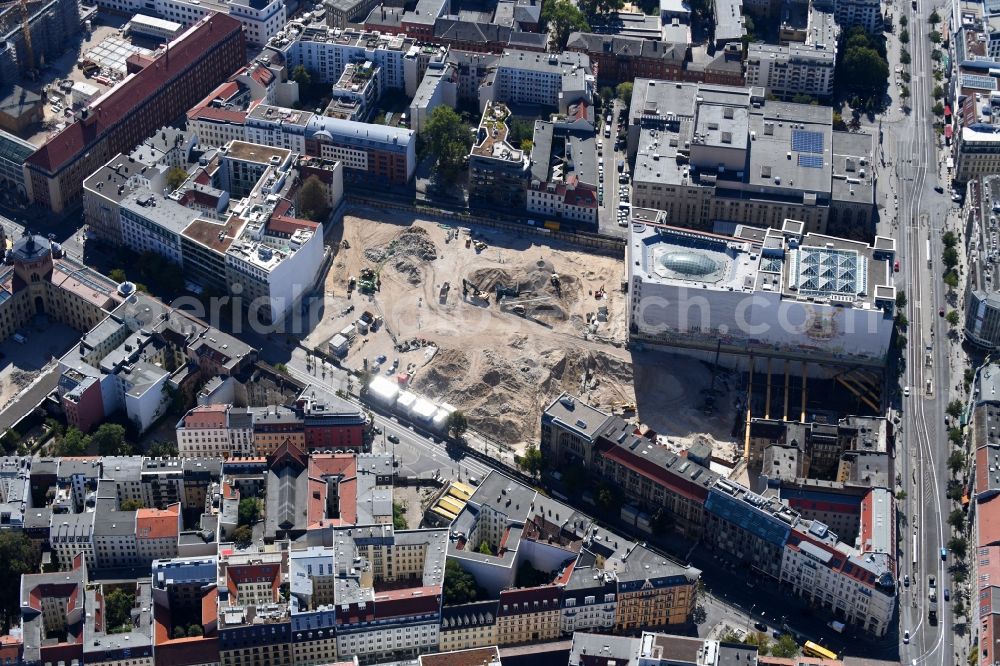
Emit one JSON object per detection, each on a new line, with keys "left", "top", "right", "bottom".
{"left": 943, "top": 245, "right": 959, "bottom": 269}
{"left": 105, "top": 588, "right": 136, "bottom": 633}
{"left": 297, "top": 175, "right": 330, "bottom": 222}
{"left": 147, "top": 440, "right": 178, "bottom": 457}
{"left": 291, "top": 64, "right": 312, "bottom": 87}
{"left": 933, "top": 84, "right": 944, "bottom": 99}
{"left": 933, "top": 101, "right": 945, "bottom": 116}
{"left": 900, "top": 49, "right": 911, "bottom": 64}
{"left": 541, "top": 0, "right": 589, "bottom": 50}
{"left": 948, "top": 450, "right": 967, "bottom": 474}
{"left": 947, "top": 310, "right": 961, "bottom": 327}
{"left": 944, "top": 270, "right": 960, "bottom": 290}
{"left": 109, "top": 268, "right": 127, "bottom": 283}
{"left": 393, "top": 501, "right": 408, "bottom": 530}
{"left": 949, "top": 508, "right": 966, "bottom": 531}
{"left": 929, "top": 30, "right": 941, "bottom": 43}
{"left": 832, "top": 112, "right": 847, "bottom": 131}
{"left": 476, "top": 540, "right": 492, "bottom": 555}
{"left": 949, "top": 427, "right": 964, "bottom": 445}
{"left": 166, "top": 167, "right": 188, "bottom": 192}
{"left": 899, "top": 28, "right": 909, "bottom": 44}
{"left": 943, "top": 230, "right": 958, "bottom": 247}
{"left": 443, "top": 559, "right": 481, "bottom": 604}
{"left": 840, "top": 45, "right": 889, "bottom": 98}
{"left": 55, "top": 427, "right": 90, "bottom": 456}
{"left": 771, "top": 634, "right": 799, "bottom": 658}
{"left": 231, "top": 525, "right": 253, "bottom": 549}
{"left": 616, "top": 82, "right": 633, "bottom": 107}
{"left": 188, "top": 624, "right": 203, "bottom": 637}
{"left": 238, "top": 497, "right": 261, "bottom": 526}
{"left": 0, "top": 531, "right": 39, "bottom": 630}
{"left": 896, "top": 290, "right": 907, "bottom": 309}
{"left": 172, "top": 626, "right": 186, "bottom": 639}
{"left": 947, "top": 400, "right": 965, "bottom": 419}
{"left": 120, "top": 499, "right": 144, "bottom": 511}
{"left": 93, "top": 423, "right": 129, "bottom": 456}
{"left": 900, "top": 14, "right": 908, "bottom": 26}
{"left": 518, "top": 443, "right": 544, "bottom": 478}
{"left": 949, "top": 536, "right": 968, "bottom": 559}
{"left": 929, "top": 9, "right": 940, "bottom": 24}
{"left": 447, "top": 410, "right": 468, "bottom": 438}
{"left": 600, "top": 86, "right": 614, "bottom": 105}
{"left": 422, "top": 106, "right": 472, "bottom": 185}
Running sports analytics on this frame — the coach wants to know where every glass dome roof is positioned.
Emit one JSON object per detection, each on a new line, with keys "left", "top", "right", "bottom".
{"left": 659, "top": 251, "right": 719, "bottom": 277}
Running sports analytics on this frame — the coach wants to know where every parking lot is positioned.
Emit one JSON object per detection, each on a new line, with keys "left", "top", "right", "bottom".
{"left": 596, "top": 100, "right": 631, "bottom": 236}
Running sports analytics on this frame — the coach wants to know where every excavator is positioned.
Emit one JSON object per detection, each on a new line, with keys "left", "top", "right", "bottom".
{"left": 462, "top": 278, "right": 489, "bottom": 305}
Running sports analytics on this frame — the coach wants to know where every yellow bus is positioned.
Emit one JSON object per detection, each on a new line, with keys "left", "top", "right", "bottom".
{"left": 802, "top": 641, "right": 838, "bottom": 660}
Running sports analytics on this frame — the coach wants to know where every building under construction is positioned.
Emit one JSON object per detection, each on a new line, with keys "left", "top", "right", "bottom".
{"left": 0, "top": 0, "right": 80, "bottom": 88}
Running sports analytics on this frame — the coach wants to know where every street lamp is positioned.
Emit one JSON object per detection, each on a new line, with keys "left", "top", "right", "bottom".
{"left": 746, "top": 603, "right": 757, "bottom": 635}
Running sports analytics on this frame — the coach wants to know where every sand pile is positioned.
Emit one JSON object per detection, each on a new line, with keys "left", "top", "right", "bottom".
{"left": 363, "top": 228, "right": 438, "bottom": 285}
{"left": 414, "top": 339, "right": 634, "bottom": 446}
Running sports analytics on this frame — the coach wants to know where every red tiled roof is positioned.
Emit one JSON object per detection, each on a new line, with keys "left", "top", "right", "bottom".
{"left": 187, "top": 105, "right": 247, "bottom": 125}
{"left": 598, "top": 441, "right": 709, "bottom": 502}
{"left": 184, "top": 404, "right": 227, "bottom": 428}
{"left": 28, "top": 14, "right": 242, "bottom": 175}
{"left": 137, "top": 503, "right": 180, "bottom": 540}
{"left": 268, "top": 214, "right": 318, "bottom": 236}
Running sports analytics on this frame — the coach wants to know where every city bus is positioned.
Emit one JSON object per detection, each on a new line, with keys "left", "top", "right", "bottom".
{"left": 803, "top": 641, "right": 838, "bottom": 660}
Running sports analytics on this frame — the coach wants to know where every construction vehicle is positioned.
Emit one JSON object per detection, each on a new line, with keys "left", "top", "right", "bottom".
{"left": 347, "top": 276, "right": 356, "bottom": 292}
{"left": 551, "top": 273, "right": 561, "bottom": 296}
{"left": 473, "top": 240, "right": 487, "bottom": 252}
{"left": 594, "top": 284, "right": 605, "bottom": 300}
{"left": 495, "top": 283, "right": 518, "bottom": 299}
{"left": 439, "top": 281, "right": 450, "bottom": 303}
{"left": 358, "top": 267, "right": 378, "bottom": 294}
{"left": 462, "top": 278, "right": 490, "bottom": 304}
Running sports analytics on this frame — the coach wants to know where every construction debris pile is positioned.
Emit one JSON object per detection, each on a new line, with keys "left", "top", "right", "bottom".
{"left": 364, "top": 227, "right": 438, "bottom": 285}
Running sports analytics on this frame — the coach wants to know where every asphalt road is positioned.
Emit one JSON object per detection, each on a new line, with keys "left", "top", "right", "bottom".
{"left": 889, "top": 0, "right": 961, "bottom": 662}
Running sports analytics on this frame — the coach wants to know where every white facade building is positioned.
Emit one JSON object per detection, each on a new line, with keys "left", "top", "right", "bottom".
{"left": 627, "top": 217, "right": 897, "bottom": 373}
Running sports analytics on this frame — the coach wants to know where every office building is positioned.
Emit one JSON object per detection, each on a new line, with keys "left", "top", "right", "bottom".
{"left": 746, "top": 7, "right": 838, "bottom": 100}
{"left": 626, "top": 218, "right": 896, "bottom": 371}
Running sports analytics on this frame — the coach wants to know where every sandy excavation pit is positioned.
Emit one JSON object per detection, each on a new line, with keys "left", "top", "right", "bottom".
{"left": 324, "top": 210, "right": 635, "bottom": 450}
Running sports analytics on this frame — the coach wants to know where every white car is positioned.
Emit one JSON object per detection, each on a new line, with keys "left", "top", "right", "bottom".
{"left": 903, "top": 386, "right": 910, "bottom": 397}
{"left": 903, "top": 630, "right": 910, "bottom": 644}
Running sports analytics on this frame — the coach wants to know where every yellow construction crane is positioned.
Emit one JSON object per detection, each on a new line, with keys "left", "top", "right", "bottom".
{"left": 0, "top": 0, "right": 35, "bottom": 74}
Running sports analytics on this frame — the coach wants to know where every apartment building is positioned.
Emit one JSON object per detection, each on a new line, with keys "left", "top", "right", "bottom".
{"left": 26, "top": 15, "right": 246, "bottom": 213}
{"left": 479, "top": 50, "right": 594, "bottom": 113}
{"left": 495, "top": 586, "right": 561, "bottom": 645}
{"left": 746, "top": 42, "right": 836, "bottom": 98}
{"left": 287, "top": 526, "right": 448, "bottom": 664}
{"left": 560, "top": 566, "right": 617, "bottom": 634}
{"left": 217, "top": 550, "right": 291, "bottom": 666}
{"left": 438, "top": 601, "right": 499, "bottom": 652}
{"left": 526, "top": 119, "right": 600, "bottom": 228}
{"left": 176, "top": 404, "right": 255, "bottom": 457}
{"left": 19, "top": 555, "right": 87, "bottom": 666}
{"left": 468, "top": 102, "right": 530, "bottom": 209}
{"left": 541, "top": 394, "right": 898, "bottom": 636}
{"left": 50, "top": 512, "right": 95, "bottom": 570}
{"left": 84, "top": 582, "right": 154, "bottom": 666}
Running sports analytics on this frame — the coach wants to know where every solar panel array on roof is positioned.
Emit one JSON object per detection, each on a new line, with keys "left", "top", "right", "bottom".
{"left": 962, "top": 74, "right": 998, "bottom": 91}
{"left": 791, "top": 129, "right": 824, "bottom": 154}
{"left": 798, "top": 154, "right": 824, "bottom": 169}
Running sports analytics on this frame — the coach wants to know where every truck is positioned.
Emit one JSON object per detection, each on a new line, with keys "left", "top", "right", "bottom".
{"left": 827, "top": 620, "right": 846, "bottom": 634}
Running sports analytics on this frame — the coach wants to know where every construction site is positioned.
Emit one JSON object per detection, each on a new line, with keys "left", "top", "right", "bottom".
{"left": 308, "top": 210, "right": 646, "bottom": 450}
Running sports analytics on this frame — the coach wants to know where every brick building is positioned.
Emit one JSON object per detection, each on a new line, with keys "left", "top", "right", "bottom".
{"left": 25, "top": 14, "right": 246, "bottom": 213}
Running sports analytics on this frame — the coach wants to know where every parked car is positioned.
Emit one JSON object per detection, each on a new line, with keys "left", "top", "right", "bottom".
{"left": 387, "top": 434, "right": 400, "bottom": 444}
